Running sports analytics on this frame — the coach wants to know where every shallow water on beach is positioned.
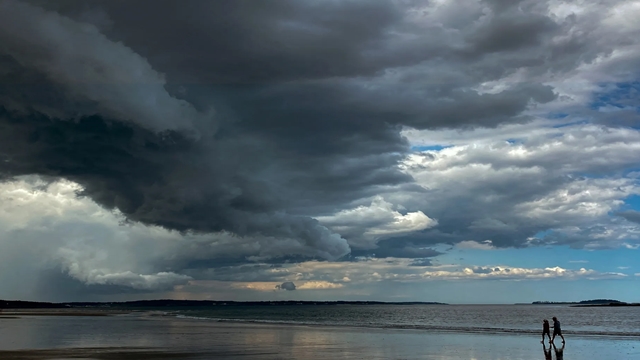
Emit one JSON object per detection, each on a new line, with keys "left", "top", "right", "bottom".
{"left": 172, "top": 304, "right": 640, "bottom": 338}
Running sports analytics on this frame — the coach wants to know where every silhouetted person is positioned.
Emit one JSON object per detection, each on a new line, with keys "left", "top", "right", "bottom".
{"left": 542, "top": 343, "right": 553, "bottom": 360}
{"left": 550, "top": 316, "right": 565, "bottom": 343}
{"left": 552, "top": 342, "right": 564, "bottom": 360}
{"left": 541, "top": 319, "right": 551, "bottom": 343}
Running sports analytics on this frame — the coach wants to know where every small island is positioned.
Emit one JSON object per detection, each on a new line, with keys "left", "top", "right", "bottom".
{"left": 525, "top": 299, "right": 640, "bottom": 307}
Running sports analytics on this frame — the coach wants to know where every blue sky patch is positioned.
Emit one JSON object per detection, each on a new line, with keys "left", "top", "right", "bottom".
{"left": 551, "top": 120, "right": 588, "bottom": 128}
{"left": 411, "top": 145, "right": 450, "bottom": 152}
{"left": 590, "top": 81, "right": 640, "bottom": 112}
{"left": 622, "top": 194, "right": 640, "bottom": 211}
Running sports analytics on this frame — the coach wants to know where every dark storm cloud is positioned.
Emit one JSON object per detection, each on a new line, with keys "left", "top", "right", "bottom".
{"left": 0, "top": 0, "right": 599, "bottom": 282}
{"left": 28, "top": 0, "right": 404, "bottom": 84}
{"left": 351, "top": 240, "right": 442, "bottom": 260}
{"left": 0, "top": 105, "right": 352, "bottom": 259}
{"left": 178, "top": 257, "right": 310, "bottom": 280}
{"left": 182, "top": 264, "right": 285, "bottom": 283}
{"left": 22, "top": 0, "right": 558, "bottom": 124}
{"left": 467, "top": 5, "right": 559, "bottom": 54}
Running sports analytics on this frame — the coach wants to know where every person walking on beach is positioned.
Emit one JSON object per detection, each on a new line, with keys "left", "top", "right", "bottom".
{"left": 541, "top": 319, "right": 551, "bottom": 343}
{"left": 550, "top": 316, "right": 565, "bottom": 343}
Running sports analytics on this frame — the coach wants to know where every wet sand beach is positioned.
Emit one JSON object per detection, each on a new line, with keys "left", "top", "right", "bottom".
{"left": 1, "top": 311, "right": 639, "bottom": 359}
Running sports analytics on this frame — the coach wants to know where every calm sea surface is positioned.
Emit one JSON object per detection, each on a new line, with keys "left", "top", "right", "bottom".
{"left": 171, "top": 304, "right": 640, "bottom": 338}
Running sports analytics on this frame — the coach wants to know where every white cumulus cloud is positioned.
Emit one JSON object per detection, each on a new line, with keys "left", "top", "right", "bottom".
{"left": 317, "top": 196, "right": 437, "bottom": 249}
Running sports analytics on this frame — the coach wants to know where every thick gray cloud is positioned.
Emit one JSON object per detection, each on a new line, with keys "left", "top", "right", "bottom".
{"left": 0, "top": 0, "right": 556, "bottom": 261}
{"left": 394, "top": 124, "right": 640, "bottom": 250}
{"left": 616, "top": 210, "right": 640, "bottom": 224}
{"left": 0, "top": 0, "right": 639, "bottom": 298}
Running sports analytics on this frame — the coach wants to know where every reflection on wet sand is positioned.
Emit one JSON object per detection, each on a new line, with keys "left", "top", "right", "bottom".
{"left": 543, "top": 343, "right": 552, "bottom": 360}
{"left": 553, "top": 343, "right": 565, "bottom": 360}
{"left": 0, "top": 347, "right": 198, "bottom": 360}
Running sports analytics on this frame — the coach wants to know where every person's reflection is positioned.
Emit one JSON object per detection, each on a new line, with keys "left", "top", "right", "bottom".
{"left": 542, "top": 343, "right": 552, "bottom": 360}
{"left": 552, "top": 342, "right": 565, "bottom": 360}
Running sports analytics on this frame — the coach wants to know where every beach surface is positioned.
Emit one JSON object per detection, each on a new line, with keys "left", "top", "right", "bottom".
{"left": 1, "top": 310, "right": 639, "bottom": 359}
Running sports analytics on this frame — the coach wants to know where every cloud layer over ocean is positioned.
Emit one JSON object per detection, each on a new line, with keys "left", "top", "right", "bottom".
{"left": 1, "top": 0, "right": 639, "bottom": 301}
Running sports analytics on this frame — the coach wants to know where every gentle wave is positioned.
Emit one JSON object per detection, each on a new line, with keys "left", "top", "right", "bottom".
{"left": 171, "top": 314, "right": 640, "bottom": 338}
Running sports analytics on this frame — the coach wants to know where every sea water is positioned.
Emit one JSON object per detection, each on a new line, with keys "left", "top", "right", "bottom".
{"left": 172, "top": 304, "right": 640, "bottom": 338}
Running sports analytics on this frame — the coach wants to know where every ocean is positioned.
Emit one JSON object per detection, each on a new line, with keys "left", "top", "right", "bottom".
{"left": 171, "top": 304, "right": 640, "bottom": 338}
{"left": 2, "top": 306, "right": 640, "bottom": 359}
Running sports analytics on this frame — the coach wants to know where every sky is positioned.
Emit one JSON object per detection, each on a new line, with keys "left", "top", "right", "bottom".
{"left": 0, "top": 0, "right": 639, "bottom": 304}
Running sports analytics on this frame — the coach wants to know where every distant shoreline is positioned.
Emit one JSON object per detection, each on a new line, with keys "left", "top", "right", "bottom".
{"left": 5, "top": 298, "right": 640, "bottom": 310}
{"left": 0, "top": 299, "right": 448, "bottom": 310}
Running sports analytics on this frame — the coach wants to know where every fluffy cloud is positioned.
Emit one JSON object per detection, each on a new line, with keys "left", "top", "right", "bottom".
{"left": 395, "top": 123, "right": 640, "bottom": 249}
{"left": 178, "top": 260, "right": 631, "bottom": 299}
{"left": 297, "top": 281, "right": 344, "bottom": 290}
{"left": 317, "top": 196, "right": 437, "bottom": 249}
{"left": 422, "top": 266, "right": 628, "bottom": 281}
{"left": 0, "top": 177, "right": 192, "bottom": 296}
{"left": 0, "top": 177, "right": 348, "bottom": 299}
{"left": 254, "top": 259, "right": 630, "bottom": 284}
{"left": 0, "top": 174, "right": 634, "bottom": 300}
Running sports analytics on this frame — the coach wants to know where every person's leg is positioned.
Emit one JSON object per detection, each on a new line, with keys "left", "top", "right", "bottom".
{"left": 560, "top": 333, "right": 565, "bottom": 343}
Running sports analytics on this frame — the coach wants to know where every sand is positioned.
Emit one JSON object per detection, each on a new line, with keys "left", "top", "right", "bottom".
{"left": 0, "top": 308, "right": 123, "bottom": 316}
{"left": 1, "top": 310, "right": 639, "bottom": 359}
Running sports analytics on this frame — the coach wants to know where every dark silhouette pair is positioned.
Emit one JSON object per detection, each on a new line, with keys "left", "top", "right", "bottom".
{"left": 541, "top": 316, "right": 565, "bottom": 344}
